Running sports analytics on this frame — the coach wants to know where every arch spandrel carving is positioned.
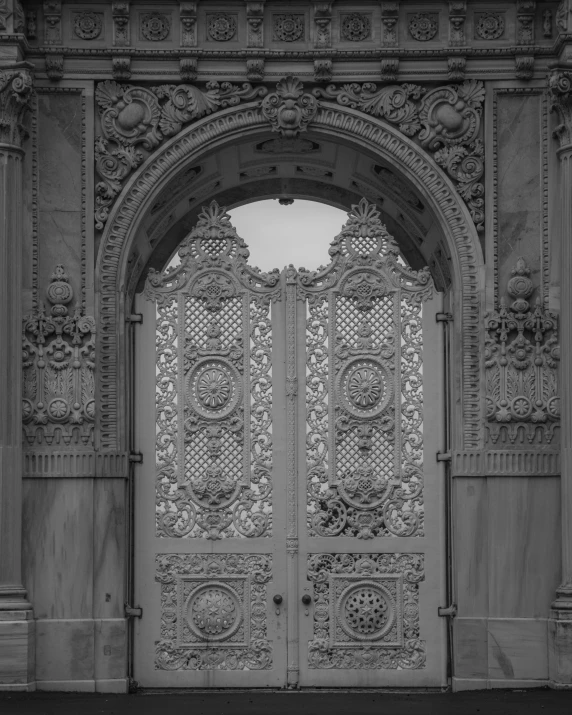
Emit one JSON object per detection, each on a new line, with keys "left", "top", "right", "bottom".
{"left": 96, "top": 96, "right": 483, "bottom": 456}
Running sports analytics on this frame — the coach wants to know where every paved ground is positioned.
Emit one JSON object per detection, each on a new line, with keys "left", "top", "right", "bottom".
{"left": 0, "top": 690, "right": 571, "bottom": 715}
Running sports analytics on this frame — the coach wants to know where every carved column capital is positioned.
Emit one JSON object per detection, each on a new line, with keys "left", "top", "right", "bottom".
{"left": 549, "top": 68, "right": 572, "bottom": 151}
{"left": 0, "top": 67, "right": 32, "bottom": 149}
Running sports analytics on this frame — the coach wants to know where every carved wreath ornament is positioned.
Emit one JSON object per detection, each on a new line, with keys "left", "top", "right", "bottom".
{"left": 95, "top": 76, "right": 485, "bottom": 232}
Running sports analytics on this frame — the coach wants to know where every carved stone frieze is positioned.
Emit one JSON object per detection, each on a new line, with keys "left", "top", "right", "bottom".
{"left": 307, "top": 554, "right": 425, "bottom": 669}
{"left": 0, "top": 68, "right": 33, "bottom": 148}
{"left": 180, "top": 2, "right": 197, "bottom": 47}
{"left": 207, "top": 13, "right": 237, "bottom": 42}
{"left": 449, "top": 1, "right": 466, "bottom": 46}
{"left": 43, "top": 0, "right": 61, "bottom": 45}
{"left": 485, "top": 258, "right": 559, "bottom": 446}
{"left": 141, "top": 12, "right": 171, "bottom": 42}
{"left": 475, "top": 12, "right": 505, "bottom": 40}
{"left": 246, "top": 1, "right": 265, "bottom": 48}
{"left": 94, "top": 80, "right": 267, "bottom": 228}
{"left": 517, "top": 0, "right": 536, "bottom": 45}
{"left": 314, "top": 79, "right": 485, "bottom": 230}
{"left": 314, "top": 2, "right": 332, "bottom": 49}
{"left": 381, "top": 2, "right": 399, "bottom": 46}
{"left": 274, "top": 13, "right": 304, "bottom": 42}
{"left": 112, "top": 0, "right": 130, "bottom": 47}
{"left": 341, "top": 13, "right": 371, "bottom": 42}
{"left": 22, "top": 266, "right": 96, "bottom": 447}
{"left": 73, "top": 12, "right": 103, "bottom": 40}
{"left": 408, "top": 12, "right": 438, "bottom": 42}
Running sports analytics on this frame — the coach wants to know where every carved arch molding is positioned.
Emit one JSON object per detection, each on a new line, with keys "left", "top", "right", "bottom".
{"left": 95, "top": 77, "right": 484, "bottom": 455}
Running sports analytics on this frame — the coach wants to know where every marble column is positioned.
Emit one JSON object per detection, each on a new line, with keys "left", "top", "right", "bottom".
{"left": 0, "top": 65, "right": 34, "bottom": 690}
{"left": 549, "top": 66, "right": 572, "bottom": 689}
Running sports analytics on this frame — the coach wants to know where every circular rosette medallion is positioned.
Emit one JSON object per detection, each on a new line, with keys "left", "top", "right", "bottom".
{"left": 186, "top": 358, "right": 242, "bottom": 420}
{"left": 338, "top": 581, "right": 395, "bottom": 642}
{"left": 186, "top": 582, "right": 243, "bottom": 642}
{"left": 337, "top": 358, "right": 393, "bottom": 418}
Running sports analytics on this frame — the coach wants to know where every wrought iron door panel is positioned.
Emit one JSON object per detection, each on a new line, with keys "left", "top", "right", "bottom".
{"left": 297, "top": 199, "right": 446, "bottom": 686}
{"left": 133, "top": 203, "right": 287, "bottom": 687}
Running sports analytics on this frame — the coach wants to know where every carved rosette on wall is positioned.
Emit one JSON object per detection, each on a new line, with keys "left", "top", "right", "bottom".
{"left": 314, "top": 80, "right": 486, "bottom": 231}
{"left": 302, "top": 199, "right": 434, "bottom": 540}
{"left": 307, "top": 554, "right": 425, "bottom": 669}
{"left": 22, "top": 266, "right": 96, "bottom": 446}
{"left": 145, "top": 202, "right": 280, "bottom": 540}
{"left": 485, "top": 258, "right": 559, "bottom": 446}
{"left": 155, "top": 554, "right": 273, "bottom": 670}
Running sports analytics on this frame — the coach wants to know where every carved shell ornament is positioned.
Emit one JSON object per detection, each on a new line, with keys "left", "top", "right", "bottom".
{"left": 261, "top": 76, "right": 318, "bottom": 138}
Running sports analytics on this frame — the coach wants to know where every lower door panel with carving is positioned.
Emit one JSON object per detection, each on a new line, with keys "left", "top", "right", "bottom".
{"left": 297, "top": 201, "right": 447, "bottom": 686}
{"left": 132, "top": 204, "right": 288, "bottom": 686}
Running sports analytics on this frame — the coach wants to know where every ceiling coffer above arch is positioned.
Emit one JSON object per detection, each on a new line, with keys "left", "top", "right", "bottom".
{"left": 94, "top": 76, "right": 485, "bottom": 234}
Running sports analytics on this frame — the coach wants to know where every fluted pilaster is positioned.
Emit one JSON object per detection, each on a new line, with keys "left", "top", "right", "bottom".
{"left": 549, "top": 66, "right": 572, "bottom": 689}
{"left": 0, "top": 64, "right": 34, "bottom": 691}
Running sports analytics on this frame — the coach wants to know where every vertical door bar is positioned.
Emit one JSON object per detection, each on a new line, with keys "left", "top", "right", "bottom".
{"left": 285, "top": 267, "right": 299, "bottom": 687}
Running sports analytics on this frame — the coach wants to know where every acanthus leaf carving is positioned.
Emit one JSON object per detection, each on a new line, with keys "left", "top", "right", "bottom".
{"left": 94, "top": 80, "right": 268, "bottom": 229}
{"left": 22, "top": 265, "right": 96, "bottom": 446}
{"left": 549, "top": 69, "right": 572, "bottom": 150}
{"left": 485, "top": 257, "right": 559, "bottom": 446}
{"left": 314, "top": 79, "right": 485, "bottom": 231}
{"left": 0, "top": 67, "right": 33, "bottom": 148}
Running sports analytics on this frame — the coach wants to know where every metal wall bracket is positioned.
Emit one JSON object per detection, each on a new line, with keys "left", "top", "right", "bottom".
{"left": 127, "top": 313, "right": 143, "bottom": 323}
{"left": 129, "top": 452, "right": 143, "bottom": 463}
{"left": 124, "top": 603, "right": 143, "bottom": 618}
{"left": 438, "top": 604, "right": 457, "bottom": 618}
{"left": 436, "top": 312, "right": 453, "bottom": 323}
{"left": 436, "top": 452, "right": 452, "bottom": 462}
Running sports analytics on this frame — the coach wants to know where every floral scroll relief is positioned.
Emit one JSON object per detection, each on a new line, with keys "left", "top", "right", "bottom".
{"left": 94, "top": 80, "right": 267, "bottom": 229}
{"left": 307, "top": 554, "right": 425, "bottom": 669}
{"left": 303, "top": 199, "right": 433, "bottom": 540}
{"left": 22, "top": 265, "right": 95, "bottom": 447}
{"left": 313, "top": 80, "right": 486, "bottom": 231}
{"left": 155, "top": 553, "right": 273, "bottom": 670}
{"left": 146, "top": 201, "right": 280, "bottom": 540}
{"left": 485, "top": 257, "right": 559, "bottom": 446}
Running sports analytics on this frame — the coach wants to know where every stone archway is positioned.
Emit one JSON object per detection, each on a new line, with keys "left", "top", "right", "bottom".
{"left": 96, "top": 97, "right": 484, "bottom": 461}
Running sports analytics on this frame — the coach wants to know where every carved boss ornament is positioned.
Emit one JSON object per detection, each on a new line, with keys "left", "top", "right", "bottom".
{"left": 261, "top": 76, "right": 318, "bottom": 137}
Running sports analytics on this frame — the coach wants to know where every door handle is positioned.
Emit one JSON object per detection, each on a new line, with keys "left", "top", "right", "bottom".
{"left": 301, "top": 594, "right": 312, "bottom": 605}
{"left": 273, "top": 594, "right": 283, "bottom": 605}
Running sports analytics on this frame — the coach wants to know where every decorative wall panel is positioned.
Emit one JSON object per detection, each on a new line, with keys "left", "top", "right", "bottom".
{"left": 155, "top": 553, "right": 273, "bottom": 671}
{"left": 307, "top": 553, "right": 425, "bottom": 669}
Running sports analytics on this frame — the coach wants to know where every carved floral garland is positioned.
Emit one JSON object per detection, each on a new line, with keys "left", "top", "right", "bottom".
{"left": 22, "top": 266, "right": 96, "bottom": 446}
{"left": 485, "top": 257, "right": 559, "bottom": 445}
{"left": 95, "top": 77, "right": 485, "bottom": 233}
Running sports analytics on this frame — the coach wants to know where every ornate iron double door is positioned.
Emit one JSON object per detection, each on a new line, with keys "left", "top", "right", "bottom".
{"left": 133, "top": 199, "right": 447, "bottom": 688}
